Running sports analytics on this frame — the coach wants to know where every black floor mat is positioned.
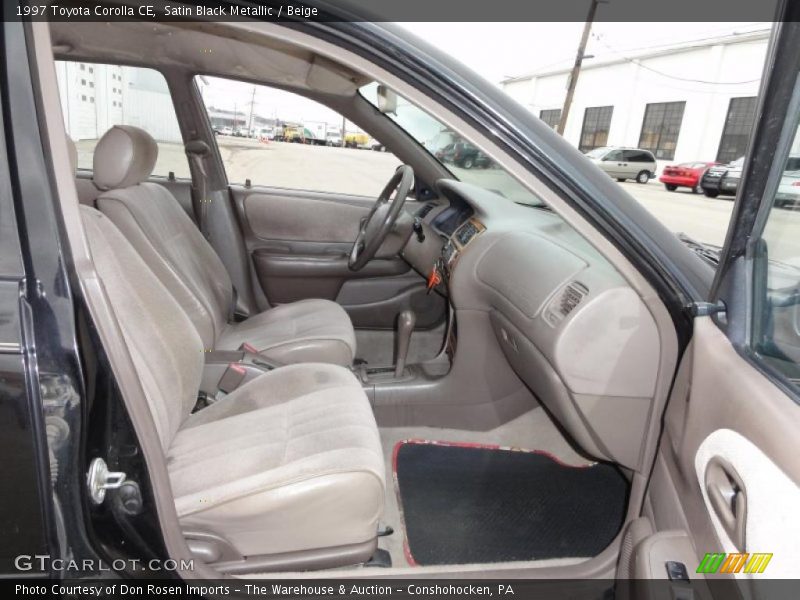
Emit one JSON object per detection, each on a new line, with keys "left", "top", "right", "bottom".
{"left": 394, "top": 441, "right": 629, "bottom": 566}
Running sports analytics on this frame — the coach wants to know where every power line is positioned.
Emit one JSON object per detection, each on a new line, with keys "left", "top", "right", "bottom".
{"left": 591, "top": 33, "right": 762, "bottom": 85}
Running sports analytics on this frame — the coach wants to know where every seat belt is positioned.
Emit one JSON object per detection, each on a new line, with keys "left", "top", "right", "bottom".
{"left": 185, "top": 140, "right": 211, "bottom": 239}
{"left": 186, "top": 140, "right": 250, "bottom": 323}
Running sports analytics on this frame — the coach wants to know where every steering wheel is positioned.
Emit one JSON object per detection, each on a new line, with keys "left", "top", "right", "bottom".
{"left": 348, "top": 165, "right": 414, "bottom": 271}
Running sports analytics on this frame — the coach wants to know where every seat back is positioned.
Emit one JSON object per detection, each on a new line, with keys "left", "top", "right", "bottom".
{"left": 80, "top": 205, "right": 204, "bottom": 450}
{"left": 66, "top": 135, "right": 102, "bottom": 206}
{"left": 93, "top": 126, "right": 233, "bottom": 350}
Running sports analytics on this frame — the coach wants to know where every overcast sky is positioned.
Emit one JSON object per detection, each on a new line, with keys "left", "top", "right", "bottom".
{"left": 400, "top": 22, "right": 770, "bottom": 83}
{"left": 200, "top": 22, "right": 771, "bottom": 125}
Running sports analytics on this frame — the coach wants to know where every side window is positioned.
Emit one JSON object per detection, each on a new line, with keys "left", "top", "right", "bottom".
{"left": 55, "top": 61, "right": 189, "bottom": 178}
{"left": 622, "top": 150, "right": 639, "bottom": 162}
{"left": 604, "top": 150, "right": 623, "bottom": 161}
{"left": 624, "top": 150, "right": 652, "bottom": 163}
{"left": 196, "top": 76, "right": 401, "bottom": 197}
{"left": 751, "top": 120, "right": 800, "bottom": 389}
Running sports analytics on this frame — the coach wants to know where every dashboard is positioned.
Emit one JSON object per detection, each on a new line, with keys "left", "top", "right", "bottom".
{"left": 402, "top": 178, "right": 662, "bottom": 470}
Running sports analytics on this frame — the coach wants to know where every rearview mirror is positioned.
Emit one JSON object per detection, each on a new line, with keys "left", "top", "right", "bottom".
{"left": 377, "top": 85, "right": 397, "bottom": 114}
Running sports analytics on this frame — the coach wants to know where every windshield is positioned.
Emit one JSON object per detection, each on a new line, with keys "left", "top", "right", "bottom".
{"left": 585, "top": 148, "right": 609, "bottom": 159}
{"left": 360, "top": 83, "right": 544, "bottom": 206}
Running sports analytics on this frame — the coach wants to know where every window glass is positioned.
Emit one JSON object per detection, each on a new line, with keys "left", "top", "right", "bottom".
{"left": 539, "top": 108, "right": 562, "bottom": 130}
{"left": 55, "top": 61, "right": 189, "bottom": 178}
{"left": 625, "top": 150, "right": 654, "bottom": 163}
{"left": 638, "top": 101, "right": 686, "bottom": 161}
{"left": 359, "top": 83, "right": 543, "bottom": 206}
{"left": 579, "top": 106, "right": 614, "bottom": 153}
{"left": 584, "top": 147, "right": 609, "bottom": 159}
{"left": 196, "top": 76, "right": 400, "bottom": 197}
{"left": 717, "top": 97, "right": 758, "bottom": 164}
{"left": 751, "top": 119, "right": 800, "bottom": 389}
{"left": 604, "top": 150, "right": 623, "bottom": 161}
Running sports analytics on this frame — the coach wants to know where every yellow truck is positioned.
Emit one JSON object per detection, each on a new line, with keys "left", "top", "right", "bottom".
{"left": 344, "top": 131, "right": 370, "bottom": 149}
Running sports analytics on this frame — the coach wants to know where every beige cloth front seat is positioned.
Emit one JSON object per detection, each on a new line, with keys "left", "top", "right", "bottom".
{"left": 93, "top": 125, "right": 356, "bottom": 366}
{"left": 66, "top": 136, "right": 102, "bottom": 206}
{"left": 80, "top": 205, "right": 384, "bottom": 569}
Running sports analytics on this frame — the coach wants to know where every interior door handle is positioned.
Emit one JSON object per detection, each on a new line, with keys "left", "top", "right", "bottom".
{"left": 705, "top": 457, "right": 747, "bottom": 551}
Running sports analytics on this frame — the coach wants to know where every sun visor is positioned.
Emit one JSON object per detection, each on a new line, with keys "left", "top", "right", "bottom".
{"left": 305, "top": 55, "right": 365, "bottom": 96}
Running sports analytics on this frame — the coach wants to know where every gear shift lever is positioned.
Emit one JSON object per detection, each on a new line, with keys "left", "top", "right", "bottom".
{"left": 394, "top": 310, "right": 416, "bottom": 378}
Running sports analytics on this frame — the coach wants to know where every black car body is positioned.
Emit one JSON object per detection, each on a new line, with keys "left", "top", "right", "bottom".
{"left": 435, "top": 141, "right": 492, "bottom": 169}
{"left": 700, "top": 156, "right": 744, "bottom": 198}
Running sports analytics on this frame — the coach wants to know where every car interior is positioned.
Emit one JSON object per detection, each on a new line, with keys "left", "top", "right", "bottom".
{"left": 30, "top": 17, "right": 768, "bottom": 581}
{"left": 35, "top": 17, "right": 683, "bottom": 579}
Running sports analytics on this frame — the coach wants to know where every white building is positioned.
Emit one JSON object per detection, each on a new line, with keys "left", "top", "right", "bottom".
{"left": 55, "top": 61, "right": 182, "bottom": 143}
{"left": 501, "top": 30, "right": 770, "bottom": 170}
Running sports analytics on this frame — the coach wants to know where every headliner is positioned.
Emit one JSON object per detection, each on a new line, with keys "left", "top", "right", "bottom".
{"left": 49, "top": 20, "right": 370, "bottom": 95}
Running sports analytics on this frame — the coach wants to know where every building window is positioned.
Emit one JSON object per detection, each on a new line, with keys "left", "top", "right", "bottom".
{"left": 88, "top": 67, "right": 93, "bottom": 74}
{"left": 717, "top": 97, "right": 757, "bottom": 164}
{"left": 80, "top": 79, "right": 86, "bottom": 86}
{"left": 81, "top": 95, "right": 86, "bottom": 101}
{"left": 89, "top": 97, "right": 95, "bottom": 104}
{"left": 579, "top": 106, "right": 614, "bottom": 152}
{"left": 638, "top": 101, "right": 686, "bottom": 161}
{"left": 79, "top": 64, "right": 85, "bottom": 71}
{"left": 539, "top": 108, "right": 562, "bottom": 130}
{"left": 89, "top": 82, "right": 94, "bottom": 88}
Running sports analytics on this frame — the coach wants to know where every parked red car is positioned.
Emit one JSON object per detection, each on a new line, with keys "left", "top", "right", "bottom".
{"left": 659, "top": 161, "right": 719, "bottom": 193}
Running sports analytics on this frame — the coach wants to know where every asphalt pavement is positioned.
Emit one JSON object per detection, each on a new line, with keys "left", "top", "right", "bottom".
{"left": 75, "top": 137, "right": 798, "bottom": 261}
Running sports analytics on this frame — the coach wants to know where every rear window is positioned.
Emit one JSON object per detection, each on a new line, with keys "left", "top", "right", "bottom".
{"left": 55, "top": 61, "right": 189, "bottom": 178}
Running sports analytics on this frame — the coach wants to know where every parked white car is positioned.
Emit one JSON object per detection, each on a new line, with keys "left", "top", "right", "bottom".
{"left": 776, "top": 170, "right": 800, "bottom": 208}
{"left": 585, "top": 146, "right": 658, "bottom": 183}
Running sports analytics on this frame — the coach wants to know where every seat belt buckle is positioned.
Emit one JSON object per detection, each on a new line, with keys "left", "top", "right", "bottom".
{"left": 218, "top": 363, "right": 247, "bottom": 394}
{"left": 239, "top": 342, "right": 259, "bottom": 355}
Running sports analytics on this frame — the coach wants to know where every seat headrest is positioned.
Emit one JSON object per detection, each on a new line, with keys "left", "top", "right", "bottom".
{"left": 93, "top": 125, "right": 158, "bottom": 190}
{"left": 66, "top": 136, "right": 78, "bottom": 175}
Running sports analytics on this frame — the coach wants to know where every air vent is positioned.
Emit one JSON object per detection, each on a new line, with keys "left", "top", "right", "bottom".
{"left": 416, "top": 202, "right": 436, "bottom": 219}
{"left": 544, "top": 281, "right": 589, "bottom": 327}
{"left": 559, "top": 282, "right": 588, "bottom": 317}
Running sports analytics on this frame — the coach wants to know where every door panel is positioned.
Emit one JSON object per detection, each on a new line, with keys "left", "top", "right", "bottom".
{"left": 651, "top": 319, "right": 800, "bottom": 582}
{"left": 231, "top": 185, "right": 446, "bottom": 329}
{"left": 641, "top": 13, "right": 800, "bottom": 594}
{"left": 601, "top": 150, "right": 624, "bottom": 178}
{"left": 243, "top": 190, "right": 368, "bottom": 243}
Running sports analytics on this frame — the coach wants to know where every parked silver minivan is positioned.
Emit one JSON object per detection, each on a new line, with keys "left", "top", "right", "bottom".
{"left": 585, "top": 147, "right": 657, "bottom": 183}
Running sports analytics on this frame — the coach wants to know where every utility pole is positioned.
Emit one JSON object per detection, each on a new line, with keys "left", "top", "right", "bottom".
{"left": 557, "top": 0, "right": 602, "bottom": 135}
{"left": 341, "top": 115, "right": 346, "bottom": 147}
{"left": 246, "top": 86, "right": 256, "bottom": 137}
